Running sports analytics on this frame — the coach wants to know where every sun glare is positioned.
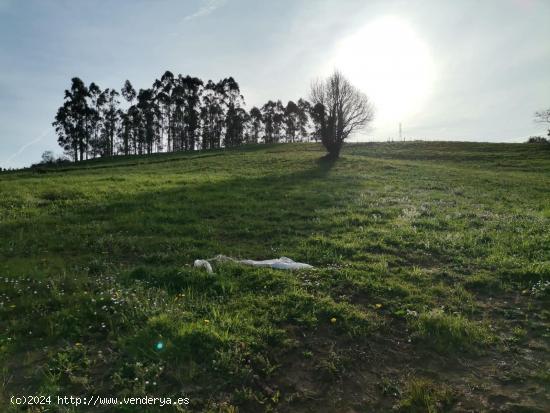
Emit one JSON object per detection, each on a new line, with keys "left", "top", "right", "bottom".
{"left": 329, "top": 17, "right": 435, "bottom": 126}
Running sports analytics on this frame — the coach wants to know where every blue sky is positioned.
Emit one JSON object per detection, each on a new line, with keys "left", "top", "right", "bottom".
{"left": 1, "top": 0, "right": 549, "bottom": 168}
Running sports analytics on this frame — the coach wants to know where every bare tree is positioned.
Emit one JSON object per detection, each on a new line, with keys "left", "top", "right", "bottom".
{"left": 310, "top": 70, "right": 374, "bottom": 158}
{"left": 534, "top": 108, "right": 550, "bottom": 137}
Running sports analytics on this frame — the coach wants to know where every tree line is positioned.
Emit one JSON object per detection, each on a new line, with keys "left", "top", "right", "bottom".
{"left": 53, "top": 71, "right": 321, "bottom": 162}
{"left": 44, "top": 70, "right": 550, "bottom": 165}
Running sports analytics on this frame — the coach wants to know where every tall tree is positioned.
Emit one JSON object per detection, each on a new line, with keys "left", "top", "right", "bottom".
{"left": 128, "top": 104, "right": 142, "bottom": 154}
{"left": 200, "top": 80, "right": 225, "bottom": 150}
{"left": 220, "top": 77, "right": 246, "bottom": 147}
{"left": 100, "top": 88, "right": 120, "bottom": 156}
{"left": 261, "top": 100, "right": 284, "bottom": 143}
{"left": 154, "top": 71, "right": 175, "bottom": 152}
{"left": 52, "top": 77, "right": 90, "bottom": 161}
{"left": 88, "top": 82, "right": 105, "bottom": 159}
{"left": 53, "top": 101, "right": 78, "bottom": 161}
{"left": 136, "top": 88, "right": 159, "bottom": 155}
{"left": 284, "top": 100, "right": 299, "bottom": 142}
{"left": 310, "top": 71, "right": 374, "bottom": 158}
{"left": 296, "top": 98, "right": 311, "bottom": 141}
{"left": 225, "top": 106, "right": 249, "bottom": 147}
{"left": 273, "top": 100, "right": 285, "bottom": 142}
{"left": 118, "top": 109, "right": 131, "bottom": 155}
{"left": 180, "top": 75, "right": 203, "bottom": 151}
{"left": 248, "top": 106, "right": 263, "bottom": 144}
{"left": 171, "top": 81, "right": 186, "bottom": 151}
{"left": 309, "top": 103, "right": 325, "bottom": 143}
{"left": 121, "top": 80, "right": 137, "bottom": 154}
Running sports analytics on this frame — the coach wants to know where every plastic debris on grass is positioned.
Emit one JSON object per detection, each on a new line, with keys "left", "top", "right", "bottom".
{"left": 193, "top": 255, "right": 313, "bottom": 274}
{"left": 193, "top": 259, "right": 213, "bottom": 274}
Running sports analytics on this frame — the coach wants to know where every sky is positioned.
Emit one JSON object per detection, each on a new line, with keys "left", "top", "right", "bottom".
{"left": 1, "top": 0, "right": 549, "bottom": 168}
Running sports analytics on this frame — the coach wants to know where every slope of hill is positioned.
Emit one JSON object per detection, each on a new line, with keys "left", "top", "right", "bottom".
{"left": 1, "top": 142, "right": 549, "bottom": 412}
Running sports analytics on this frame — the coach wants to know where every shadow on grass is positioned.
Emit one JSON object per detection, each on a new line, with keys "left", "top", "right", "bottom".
{"left": 24, "top": 143, "right": 307, "bottom": 176}
{"left": 0, "top": 153, "right": 357, "bottom": 268}
{"left": 316, "top": 153, "right": 338, "bottom": 174}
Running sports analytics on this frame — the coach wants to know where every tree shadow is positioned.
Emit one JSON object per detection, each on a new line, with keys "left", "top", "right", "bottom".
{"left": 0, "top": 153, "right": 361, "bottom": 269}
{"left": 316, "top": 153, "right": 338, "bottom": 175}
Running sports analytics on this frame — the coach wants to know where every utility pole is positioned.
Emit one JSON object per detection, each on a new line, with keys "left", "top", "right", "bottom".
{"left": 399, "top": 122, "right": 402, "bottom": 141}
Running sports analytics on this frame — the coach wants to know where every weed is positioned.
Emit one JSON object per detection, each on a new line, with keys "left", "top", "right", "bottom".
{"left": 397, "top": 378, "right": 453, "bottom": 412}
{"left": 409, "top": 309, "right": 494, "bottom": 352}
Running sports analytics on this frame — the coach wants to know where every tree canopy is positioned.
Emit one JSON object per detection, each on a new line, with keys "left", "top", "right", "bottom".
{"left": 53, "top": 72, "right": 320, "bottom": 162}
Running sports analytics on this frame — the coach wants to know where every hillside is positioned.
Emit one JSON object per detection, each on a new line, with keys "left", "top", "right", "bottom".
{"left": 1, "top": 142, "right": 549, "bottom": 412}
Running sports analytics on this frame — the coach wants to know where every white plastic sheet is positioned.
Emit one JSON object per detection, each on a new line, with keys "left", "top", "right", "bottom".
{"left": 193, "top": 259, "right": 213, "bottom": 274}
{"left": 193, "top": 255, "right": 313, "bottom": 273}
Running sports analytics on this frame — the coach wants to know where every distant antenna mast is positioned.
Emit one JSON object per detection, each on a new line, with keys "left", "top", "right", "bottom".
{"left": 399, "top": 122, "right": 402, "bottom": 141}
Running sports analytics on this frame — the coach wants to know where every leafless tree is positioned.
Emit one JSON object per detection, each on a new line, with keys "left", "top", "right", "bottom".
{"left": 534, "top": 108, "right": 550, "bottom": 137}
{"left": 310, "top": 70, "right": 374, "bottom": 158}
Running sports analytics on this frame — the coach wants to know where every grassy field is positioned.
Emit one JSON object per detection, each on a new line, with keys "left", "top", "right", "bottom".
{"left": 1, "top": 141, "right": 549, "bottom": 412}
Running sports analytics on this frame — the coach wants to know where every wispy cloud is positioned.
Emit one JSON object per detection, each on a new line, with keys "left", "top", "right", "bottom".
{"left": 2, "top": 130, "right": 50, "bottom": 166}
{"left": 183, "top": 0, "right": 226, "bottom": 21}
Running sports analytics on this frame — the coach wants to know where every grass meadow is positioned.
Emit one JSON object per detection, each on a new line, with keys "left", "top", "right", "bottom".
{"left": 0, "top": 142, "right": 549, "bottom": 412}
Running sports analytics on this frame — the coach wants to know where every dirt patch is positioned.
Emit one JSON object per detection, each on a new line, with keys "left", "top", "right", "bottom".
{"left": 255, "top": 297, "right": 549, "bottom": 412}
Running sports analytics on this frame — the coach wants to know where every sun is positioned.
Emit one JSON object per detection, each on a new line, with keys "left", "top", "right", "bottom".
{"left": 328, "top": 16, "right": 435, "bottom": 126}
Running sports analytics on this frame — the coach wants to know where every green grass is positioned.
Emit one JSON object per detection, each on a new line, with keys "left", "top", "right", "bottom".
{"left": 397, "top": 378, "right": 453, "bottom": 413}
{"left": 1, "top": 142, "right": 549, "bottom": 412}
{"left": 409, "top": 309, "right": 494, "bottom": 353}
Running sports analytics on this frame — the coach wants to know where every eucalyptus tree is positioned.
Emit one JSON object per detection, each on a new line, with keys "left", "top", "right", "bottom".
{"left": 127, "top": 105, "right": 142, "bottom": 154}
{"left": 154, "top": 71, "right": 175, "bottom": 152}
{"left": 261, "top": 101, "right": 276, "bottom": 143}
{"left": 100, "top": 88, "right": 120, "bottom": 156}
{"left": 152, "top": 78, "right": 165, "bottom": 150}
{"left": 309, "top": 102, "right": 325, "bottom": 143}
{"left": 53, "top": 101, "right": 78, "bottom": 161}
{"left": 88, "top": 82, "right": 105, "bottom": 159}
{"left": 200, "top": 80, "right": 225, "bottom": 149}
{"left": 284, "top": 100, "right": 299, "bottom": 142}
{"left": 220, "top": 77, "right": 246, "bottom": 147}
{"left": 118, "top": 109, "right": 131, "bottom": 155}
{"left": 248, "top": 106, "right": 263, "bottom": 143}
{"left": 296, "top": 98, "right": 311, "bottom": 141}
{"left": 261, "top": 100, "right": 285, "bottom": 143}
{"left": 52, "top": 77, "right": 90, "bottom": 161}
{"left": 225, "top": 106, "right": 249, "bottom": 147}
{"left": 273, "top": 101, "right": 285, "bottom": 142}
{"left": 171, "top": 81, "right": 186, "bottom": 151}
{"left": 121, "top": 80, "right": 137, "bottom": 154}
{"left": 179, "top": 75, "right": 203, "bottom": 150}
{"left": 136, "top": 88, "right": 160, "bottom": 154}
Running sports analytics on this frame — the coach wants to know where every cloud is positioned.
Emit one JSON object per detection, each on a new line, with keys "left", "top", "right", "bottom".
{"left": 2, "top": 130, "right": 50, "bottom": 166}
{"left": 183, "top": 0, "right": 226, "bottom": 21}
